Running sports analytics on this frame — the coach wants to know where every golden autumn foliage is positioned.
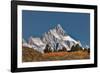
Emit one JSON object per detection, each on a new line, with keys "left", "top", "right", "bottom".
{"left": 22, "top": 47, "right": 90, "bottom": 62}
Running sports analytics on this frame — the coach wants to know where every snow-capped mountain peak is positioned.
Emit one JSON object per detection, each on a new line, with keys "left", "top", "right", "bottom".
{"left": 22, "top": 24, "right": 83, "bottom": 53}
{"left": 56, "top": 24, "right": 63, "bottom": 31}
{"left": 55, "top": 24, "right": 65, "bottom": 36}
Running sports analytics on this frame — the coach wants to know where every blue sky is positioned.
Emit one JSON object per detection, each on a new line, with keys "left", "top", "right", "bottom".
{"left": 22, "top": 10, "right": 90, "bottom": 47}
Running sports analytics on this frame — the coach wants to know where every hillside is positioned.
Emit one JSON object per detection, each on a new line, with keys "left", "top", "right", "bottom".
{"left": 22, "top": 47, "right": 42, "bottom": 62}
{"left": 22, "top": 47, "right": 90, "bottom": 62}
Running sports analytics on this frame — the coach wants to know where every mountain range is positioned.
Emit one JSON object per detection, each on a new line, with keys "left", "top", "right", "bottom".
{"left": 22, "top": 24, "right": 84, "bottom": 53}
